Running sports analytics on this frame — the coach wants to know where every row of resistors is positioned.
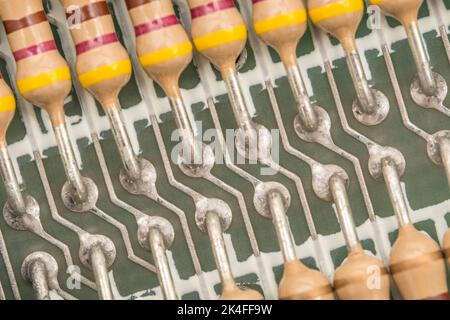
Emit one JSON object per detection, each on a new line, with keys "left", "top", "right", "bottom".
{"left": 0, "top": 0, "right": 449, "bottom": 300}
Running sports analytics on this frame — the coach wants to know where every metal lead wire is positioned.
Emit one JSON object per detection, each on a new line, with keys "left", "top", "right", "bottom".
{"left": 329, "top": 175, "right": 359, "bottom": 251}
{"left": 148, "top": 228, "right": 178, "bottom": 300}
{"left": 205, "top": 212, "right": 235, "bottom": 286}
{"left": 89, "top": 245, "right": 113, "bottom": 300}
{"left": 222, "top": 68, "right": 255, "bottom": 131}
{"left": 268, "top": 191, "right": 297, "bottom": 263}
{"left": 381, "top": 159, "right": 411, "bottom": 227}
{"left": 346, "top": 51, "right": 376, "bottom": 114}
{"left": 0, "top": 146, "right": 26, "bottom": 215}
{"left": 169, "top": 97, "right": 202, "bottom": 165}
{"left": 29, "top": 260, "right": 50, "bottom": 300}
{"left": 53, "top": 124, "right": 87, "bottom": 203}
{"left": 439, "top": 138, "right": 450, "bottom": 189}
{"left": 286, "top": 63, "right": 318, "bottom": 131}
{"left": 105, "top": 104, "right": 141, "bottom": 181}
{"left": 405, "top": 20, "right": 436, "bottom": 96}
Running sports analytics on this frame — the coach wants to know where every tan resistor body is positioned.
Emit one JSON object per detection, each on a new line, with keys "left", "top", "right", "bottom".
{"left": 279, "top": 260, "right": 334, "bottom": 300}
{"left": 0, "top": 0, "right": 71, "bottom": 126}
{"left": 252, "top": 0, "right": 307, "bottom": 66}
{"left": 371, "top": 0, "right": 423, "bottom": 25}
{"left": 188, "top": 0, "right": 247, "bottom": 73}
{"left": 444, "top": 230, "right": 450, "bottom": 266}
{"left": 62, "top": 0, "right": 131, "bottom": 108}
{"left": 307, "top": 0, "right": 363, "bottom": 52}
{"left": 0, "top": 76, "right": 16, "bottom": 146}
{"left": 334, "top": 245, "right": 390, "bottom": 300}
{"left": 127, "top": 0, "right": 192, "bottom": 98}
{"left": 390, "top": 225, "right": 449, "bottom": 300}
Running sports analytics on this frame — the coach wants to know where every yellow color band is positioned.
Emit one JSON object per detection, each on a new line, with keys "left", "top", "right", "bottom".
{"left": 139, "top": 41, "right": 193, "bottom": 67}
{"left": 17, "top": 67, "right": 71, "bottom": 95}
{"left": 369, "top": 0, "right": 383, "bottom": 4}
{"left": 0, "top": 96, "right": 15, "bottom": 112}
{"left": 254, "top": 9, "right": 307, "bottom": 35}
{"left": 193, "top": 25, "right": 247, "bottom": 51}
{"left": 79, "top": 59, "right": 132, "bottom": 88}
{"left": 308, "top": 0, "right": 364, "bottom": 23}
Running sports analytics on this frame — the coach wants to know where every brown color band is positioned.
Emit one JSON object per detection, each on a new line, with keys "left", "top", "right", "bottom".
{"left": 3, "top": 10, "right": 47, "bottom": 34}
{"left": 66, "top": 1, "right": 110, "bottom": 24}
{"left": 334, "top": 267, "right": 389, "bottom": 290}
{"left": 390, "top": 250, "right": 444, "bottom": 274}
{"left": 125, "top": 0, "right": 155, "bottom": 10}
{"left": 423, "top": 292, "right": 449, "bottom": 300}
{"left": 280, "top": 284, "right": 333, "bottom": 300}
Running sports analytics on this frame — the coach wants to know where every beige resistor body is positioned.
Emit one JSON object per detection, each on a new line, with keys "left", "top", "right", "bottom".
{"left": 0, "top": 75, "right": 16, "bottom": 147}
{"left": 370, "top": 0, "right": 422, "bottom": 26}
{"left": 444, "top": 230, "right": 450, "bottom": 266}
{"left": 334, "top": 245, "right": 390, "bottom": 300}
{"left": 126, "top": 0, "right": 192, "bottom": 98}
{"left": 390, "top": 225, "right": 449, "bottom": 300}
{"left": 252, "top": 0, "right": 307, "bottom": 67}
{"left": 278, "top": 260, "right": 334, "bottom": 300}
{"left": 0, "top": 0, "right": 72, "bottom": 127}
{"left": 188, "top": 0, "right": 247, "bottom": 74}
{"left": 307, "top": 0, "right": 362, "bottom": 52}
{"left": 62, "top": 0, "right": 131, "bottom": 109}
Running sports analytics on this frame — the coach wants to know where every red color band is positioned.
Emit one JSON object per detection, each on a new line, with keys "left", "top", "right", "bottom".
{"left": 190, "top": 0, "right": 235, "bottom": 19}
{"left": 13, "top": 40, "right": 57, "bottom": 61}
{"left": 75, "top": 33, "right": 118, "bottom": 55}
{"left": 134, "top": 14, "right": 179, "bottom": 37}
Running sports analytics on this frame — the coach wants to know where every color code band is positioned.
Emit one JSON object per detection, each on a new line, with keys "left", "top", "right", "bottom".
{"left": 3, "top": 10, "right": 47, "bottom": 34}
{"left": 308, "top": 0, "right": 364, "bottom": 23}
{"left": 193, "top": 25, "right": 247, "bottom": 51}
{"left": 0, "top": 96, "right": 16, "bottom": 113}
{"left": 134, "top": 15, "right": 179, "bottom": 37}
{"left": 66, "top": 1, "right": 109, "bottom": 23}
{"left": 190, "top": 0, "right": 235, "bottom": 19}
{"left": 125, "top": 0, "right": 154, "bottom": 10}
{"left": 17, "top": 66, "right": 71, "bottom": 94}
{"left": 139, "top": 41, "right": 192, "bottom": 67}
{"left": 78, "top": 60, "right": 131, "bottom": 88}
{"left": 13, "top": 40, "right": 57, "bottom": 61}
{"left": 254, "top": 9, "right": 307, "bottom": 35}
{"left": 75, "top": 33, "right": 118, "bottom": 55}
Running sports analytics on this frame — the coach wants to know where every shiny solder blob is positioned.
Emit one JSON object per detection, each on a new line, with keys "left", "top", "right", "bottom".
{"left": 62, "top": 0, "right": 145, "bottom": 184}
{"left": 307, "top": 0, "right": 390, "bottom": 126}
{"left": 369, "top": 0, "right": 448, "bottom": 109}
{"left": 252, "top": 0, "right": 319, "bottom": 132}
{"left": 21, "top": 251, "right": 61, "bottom": 300}
{"left": 125, "top": 0, "right": 205, "bottom": 173}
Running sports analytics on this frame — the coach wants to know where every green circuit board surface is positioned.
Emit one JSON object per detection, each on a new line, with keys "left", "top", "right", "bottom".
{"left": 0, "top": 0, "right": 449, "bottom": 300}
